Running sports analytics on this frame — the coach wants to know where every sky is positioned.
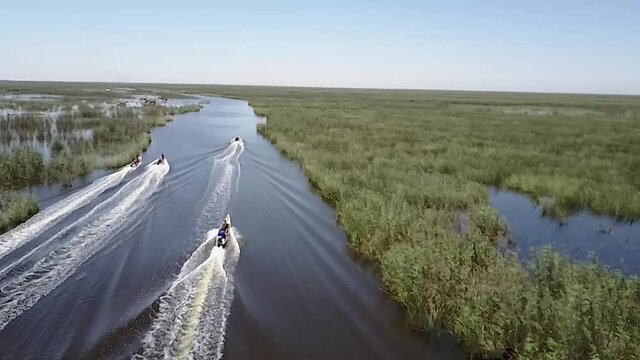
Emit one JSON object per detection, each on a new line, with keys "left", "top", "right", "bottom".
{"left": 1, "top": 0, "right": 639, "bottom": 94}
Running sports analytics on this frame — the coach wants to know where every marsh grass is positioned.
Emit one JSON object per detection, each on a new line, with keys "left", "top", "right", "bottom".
{"left": 194, "top": 86, "right": 640, "bottom": 359}
{"left": 169, "top": 104, "right": 203, "bottom": 114}
{"left": 0, "top": 83, "right": 199, "bottom": 232}
{"left": 0, "top": 191, "right": 38, "bottom": 233}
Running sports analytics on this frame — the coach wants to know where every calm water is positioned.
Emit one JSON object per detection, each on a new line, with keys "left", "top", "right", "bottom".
{"left": 0, "top": 98, "right": 462, "bottom": 359}
{"left": 490, "top": 188, "right": 640, "bottom": 275}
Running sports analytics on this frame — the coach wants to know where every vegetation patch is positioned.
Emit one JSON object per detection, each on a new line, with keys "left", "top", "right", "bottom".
{"left": 0, "top": 191, "right": 39, "bottom": 233}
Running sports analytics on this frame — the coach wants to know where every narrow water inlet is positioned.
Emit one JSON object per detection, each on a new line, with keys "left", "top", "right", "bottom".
{"left": 489, "top": 187, "right": 640, "bottom": 275}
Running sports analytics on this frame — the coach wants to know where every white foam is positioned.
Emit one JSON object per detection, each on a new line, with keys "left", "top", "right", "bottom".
{"left": 137, "top": 229, "right": 239, "bottom": 360}
{"left": 194, "top": 141, "right": 243, "bottom": 235}
{"left": 0, "top": 162, "right": 169, "bottom": 331}
{"left": 0, "top": 166, "right": 135, "bottom": 261}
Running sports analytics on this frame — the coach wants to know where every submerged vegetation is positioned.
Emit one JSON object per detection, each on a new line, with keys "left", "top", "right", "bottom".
{"left": 169, "top": 103, "right": 203, "bottom": 114}
{"left": 0, "top": 81, "right": 202, "bottom": 232}
{"left": 197, "top": 86, "right": 640, "bottom": 359}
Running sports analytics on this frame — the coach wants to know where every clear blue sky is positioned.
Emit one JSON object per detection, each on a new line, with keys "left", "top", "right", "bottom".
{"left": 2, "top": 0, "right": 639, "bottom": 94}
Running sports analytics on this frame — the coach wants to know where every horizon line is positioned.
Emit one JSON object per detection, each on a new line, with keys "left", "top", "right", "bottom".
{"left": 1, "top": 78, "right": 639, "bottom": 98}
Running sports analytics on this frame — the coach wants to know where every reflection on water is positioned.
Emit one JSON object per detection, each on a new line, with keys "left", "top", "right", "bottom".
{"left": 490, "top": 188, "right": 640, "bottom": 275}
{"left": 165, "top": 97, "right": 202, "bottom": 107}
{"left": 0, "top": 109, "right": 26, "bottom": 118}
{"left": 0, "top": 124, "right": 94, "bottom": 162}
{"left": 0, "top": 94, "right": 61, "bottom": 101}
{"left": 0, "top": 94, "right": 198, "bottom": 161}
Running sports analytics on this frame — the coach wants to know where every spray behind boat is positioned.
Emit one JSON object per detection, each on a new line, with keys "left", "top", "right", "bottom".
{"left": 231, "top": 136, "right": 243, "bottom": 146}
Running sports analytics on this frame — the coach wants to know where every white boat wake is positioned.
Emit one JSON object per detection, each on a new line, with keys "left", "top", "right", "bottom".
{"left": 195, "top": 141, "right": 244, "bottom": 232}
{"left": 137, "top": 228, "right": 240, "bottom": 360}
{"left": 0, "top": 161, "right": 169, "bottom": 331}
{"left": 0, "top": 165, "right": 136, "bottom": 262}
{"left": 136, "top": 142, "right": 243, "bottom": 360}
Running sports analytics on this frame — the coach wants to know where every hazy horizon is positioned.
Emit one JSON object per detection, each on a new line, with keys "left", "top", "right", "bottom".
{"left": 2, "top": 0, "right": 639, "bottom": 95}
{"left": 3, "top": 78, "right": 640, "bottom": 97}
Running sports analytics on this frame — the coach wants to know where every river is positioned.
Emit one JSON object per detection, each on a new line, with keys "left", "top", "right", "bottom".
{"left": 0, "top": 97, "right": 463, "bottom": 359}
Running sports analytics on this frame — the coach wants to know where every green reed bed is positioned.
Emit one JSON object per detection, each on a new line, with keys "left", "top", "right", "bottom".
{"left": 0, "top": 191, "right": 38, "bottom": 234}
{"left": 169, "top": 103, "right": 204, "bottom": 114}
{"left": 193, "top": 86, "right": 640, "bottom": 359}
{"left": 0, "top": 109, "right": 172, "bottom": 184}
{"left": 0, "top": 86, "right": 200, "bottom": 233}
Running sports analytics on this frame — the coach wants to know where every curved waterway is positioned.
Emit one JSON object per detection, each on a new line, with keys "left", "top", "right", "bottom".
{"left": 0, "top": 97, "right": 463, "bottom": 359}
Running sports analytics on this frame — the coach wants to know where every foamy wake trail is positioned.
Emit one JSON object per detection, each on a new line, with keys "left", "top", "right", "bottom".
{"left": 137, "top": 230, "right": 240, "bottom": 360}
{"left": 195, "top": 142, "right": 244, "bottom": 233}
{"left": 0, "top": 162, "right": 169, "bottom": 331}
{"left": 136, "top": 142, "right": 243, "bottom": 360}
{"left": 0, "top": 166, "right": 134, "bottom": 261}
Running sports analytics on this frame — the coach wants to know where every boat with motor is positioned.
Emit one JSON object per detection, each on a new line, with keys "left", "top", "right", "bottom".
{"left": 155, "top": 153, "right": 166, "bottom": 165}
{"left": 129, "top": 155, "right": 143, "bottom": 168}
{"left": 216, "top": 215, "right": 232, "bottom": 248}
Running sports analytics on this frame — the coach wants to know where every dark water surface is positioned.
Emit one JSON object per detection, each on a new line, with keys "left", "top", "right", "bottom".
{"left": 0, "top": 98, "right": 463, "bottom": 359}
{"left": 490, "top": 188, "right": 640, "bottom": 275}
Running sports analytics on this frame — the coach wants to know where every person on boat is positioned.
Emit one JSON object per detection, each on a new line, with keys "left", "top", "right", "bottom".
{"left": 234, "top": 136, "right": 240, "bottom": 142}
{"left": 156, "top": 153, "right": 165, "bottom": 165}
{"left": 216, "top": 228, "right": 226, "bottom": 247}
{"left": 217, "top": 222, "right": 229, "bottom": 247}
{"left": 131, "top": 154, "right": 142, "bottom": 167}
{"left": 216, "top": 222, "right": 229, "bottom": 247}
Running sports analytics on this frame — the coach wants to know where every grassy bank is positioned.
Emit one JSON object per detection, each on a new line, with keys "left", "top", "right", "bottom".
{"left": 195, "top": 87, "right": 640, "bottom": 359}
{"left": 0, "top": 192, "right": 39, "bottom": 233}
